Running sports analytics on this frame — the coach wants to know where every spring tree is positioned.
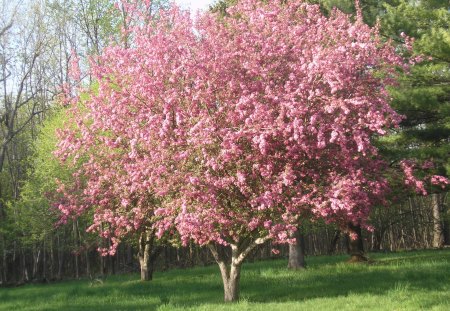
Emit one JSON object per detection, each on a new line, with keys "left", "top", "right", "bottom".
{"left": 56, "top": 0, "right": 410, "bottom": 301}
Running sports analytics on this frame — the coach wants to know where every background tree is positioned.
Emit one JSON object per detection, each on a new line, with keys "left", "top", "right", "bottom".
{"left": 378, "top": 0, "right": 450, "bottom": 248}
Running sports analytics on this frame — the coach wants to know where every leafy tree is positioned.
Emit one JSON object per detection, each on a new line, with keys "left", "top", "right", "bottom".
{"left": 378, "top": 1, "right": 449, "bottom": 176}
{"left": 375, "top": 0, "right": 450, "bottom": 248}
{"left": 55, "top": 0, "right": 410, "bottom": 301}
{"left": 16, "top": 108, "right": 73, "bottom": 247}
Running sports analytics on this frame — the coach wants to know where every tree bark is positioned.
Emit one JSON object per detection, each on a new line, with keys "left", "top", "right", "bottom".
{"left": 1, "top": 236, "right": 6, "bottom": 284}
{"left": 288, "top": 229, "right": 306, "bottom": 270}
{"left": 57, "top": 235, "right": 64, "bottom": 280}
{"left": 347, "top": 223, "right": 367, "bottom": 262}
{"left": 218, "top": 261, "right": 241, "bottom": 302}
{"left": 43, "top": 240, "right": 47, "bottom": 281}
{"left": 328, "top": 230, "right": 340, "bottom": 254}
{"left": 138, "top": 229, "right": 159, "bottom": 281}
{"left": 443, "top": 216, "right": 450, "bottom": 246}
{"left": 431, "top": 193, "right": 444, "bottom": 248}
{"left": 208, "top": 237, "right": 269, "bottom": 302}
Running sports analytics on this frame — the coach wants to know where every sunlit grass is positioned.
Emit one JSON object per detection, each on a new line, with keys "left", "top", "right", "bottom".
{"left": 1, "top": 249, "right": 449, "bottom": 310}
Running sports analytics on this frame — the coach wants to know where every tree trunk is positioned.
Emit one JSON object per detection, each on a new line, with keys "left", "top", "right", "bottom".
{"left": 372, "top": 230, "right": 383, "bottom": 251}
{"left": 431, "top": 193, "right": 444, "bottom": 248}
{"left": 50, "top": 239, "right": 54, "bottom": 280}
{"left": 328, "top": 230, "right": 340, "bottom": 254}
{"left": 21, "top": 248, "right": 28, "bottom": 283}
{"left": 288, "top": 229, "right": 306, "bottom": 270}
{"left": 43, "top": 240, "right": 47, "bottom": 281}
{"left": 100, "top": 251, "right": 105, "bottom": 277}
{"left": 85, "top": 248, "right": 90, "bottom": 277}
{"left": 347, "top": 223, "right": 367, "bottom": 262}
{"left": 32, "top": 246, "right": 40, "bottom": 279}
{"left": 1, "top": 236, "right": 6, "bottom": 284}
{"left": 443, "top": 216, "right": 450, "bottom": 246}
{"left": 219, "top": 261, "right": 241, "bottom": 302}
{"left": 138, "top": 229, "right": 157, "bottom": 281}
{"left": 126, "top": 245, "right": 133, "bottom": 267}
{"left": 208, "top": 237, "right": 269, "bottom": 302}
{"left": 73, "top": 222, "right": 80, "bottom": 279}
{"left": 57, "top": 235, "right": 64, "bottom": 280}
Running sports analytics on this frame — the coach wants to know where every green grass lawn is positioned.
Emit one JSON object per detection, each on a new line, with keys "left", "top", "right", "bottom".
{"left": 1, "top": 249, "right": 449, "bottom": 310}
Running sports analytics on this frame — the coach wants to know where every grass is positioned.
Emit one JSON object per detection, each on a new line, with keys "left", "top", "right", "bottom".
{"left": 1, "top": 249, "right": 449, "bottom": 310}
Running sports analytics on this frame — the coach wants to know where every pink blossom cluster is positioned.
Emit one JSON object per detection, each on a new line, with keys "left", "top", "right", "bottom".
{"left": 400, "top": 159, "right": 449, "bottom": 195}
{"left": 431, "top": 175, "right": 450, "bottom": 188}
{"left": 55, "top": 0, "right": 411, "bottom": 253}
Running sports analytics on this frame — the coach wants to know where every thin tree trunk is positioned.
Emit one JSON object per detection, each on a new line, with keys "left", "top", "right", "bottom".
{"left": 85, "top": 248, "right": 90, "bottom": 277}
{"left": 73, "top": 221, "right": 80, "bottom": 279}
{"left": 164, "top": 247, "right": 169, "bottom": 271}
{"left": 50, "top": 239, "right": 54, "bottom": 280}
{"left": 57, "top": 235, "right": 64, "bottom": 280}
{"left": 126, "top": 245, "right": 133, "bottom": 267}
{"left": 32, "top": 246, "right": 41, "bottom": 279}
{"left": 1, "top": 236, "right": 6, "bottom": 284}
{"left": 347, "top": 223, "right": 367, "bottom": 262}
{"left": 288, "top": 229, "right": 306, "bottom": 270}
{"left": 328, "top": 230, "right": 340, "bottom": 254}
{"left": 43, "top": 239, "right": 47, "bottom": 281}
{"left": 443, "top": 216, "right": 450, "bottom": 246}
{"left": 432, "top": 193, "right": 444, "bottom": 248}
{"left": 372, "top": 227, "right": 384, "bottom": 251}
{"left": 20, "top": 248, "right": 26, "bottom": 283}
{"left": 409, "top": 198, "right": 418, "bottom": 248}
{"left": 100, "top": 251, "right": 105, "bottom": 277}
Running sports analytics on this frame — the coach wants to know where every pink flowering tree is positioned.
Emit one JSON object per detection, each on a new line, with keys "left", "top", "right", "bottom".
{"left": 154, "top": 0, "right": 409, "bottom": 302}
{"left": 55, "top": 0, "right": 413, "bottom": 302}
{"left": 54, "top": 1, "right": 196, "bottom": 281}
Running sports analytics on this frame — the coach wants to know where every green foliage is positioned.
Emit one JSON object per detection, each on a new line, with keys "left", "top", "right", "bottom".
{"left": 7, "top": 108, "right": 79, "bottom": 248}
{"left": 378, "top": 1, "right": 450, "bottom": 177}
{"left": 0, "top": 250, "right": 449, "bottom": 310}
{"left": 307, "top": 0, "right": 401, "bottom": 25}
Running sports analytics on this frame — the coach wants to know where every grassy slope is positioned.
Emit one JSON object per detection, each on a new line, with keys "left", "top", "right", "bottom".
{"left": 0, "top": 249, "right": 449, "bottom": 311}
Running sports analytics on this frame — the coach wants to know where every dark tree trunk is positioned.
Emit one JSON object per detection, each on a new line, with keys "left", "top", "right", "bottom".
{"left": 1, "top": 235, "right": 6, "bottom": 284}
{"left": 32, "top": 246, "right": 40, "bottom": 279}
{"left": 126, "top": 245, "right": 133, "bottom": 266}
{"left": 57, "top": 235, "right": 64, "bottom": 280}
{"left": 431, "top": 193, "right": 444, "bottom": 248}
{"left": 73, "top": 222, "right": 80, "bottom": 279}
{"left": 43, "top": 240, "right": 47, "bottom": 281}
{"left": 328, "top": 230, "right": 340, "bottom": 255}
{"left": 85, "top": 248, "right": 90, "bottom": 277}
{"left": 371, "top": 227, "right": 385, "bottom": 252}
{"left": 443, "top": 217, "right": 450, "bottom": 246}
{"left": 347, "top": 223, "right": 367, "bottom": 262}
{"left": 288, "top": 229, "right": 306, "bottom": 270}
{"left": 100, "top": 251, "right": 105, "bottom": 277}
{"left": 21, "top": 248, "right": 28, "bottom": 283}
{"left": 50, "top": 239, "right": 54, "bottom": 280}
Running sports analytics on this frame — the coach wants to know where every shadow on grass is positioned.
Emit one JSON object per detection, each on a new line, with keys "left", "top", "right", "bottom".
{"left": 0, "top": 249, "right": 449, "bottom": 310}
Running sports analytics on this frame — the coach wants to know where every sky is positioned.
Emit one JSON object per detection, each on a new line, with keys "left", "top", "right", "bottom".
{"left": 175, "top": 0, "right": 216, "bottom": 12}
